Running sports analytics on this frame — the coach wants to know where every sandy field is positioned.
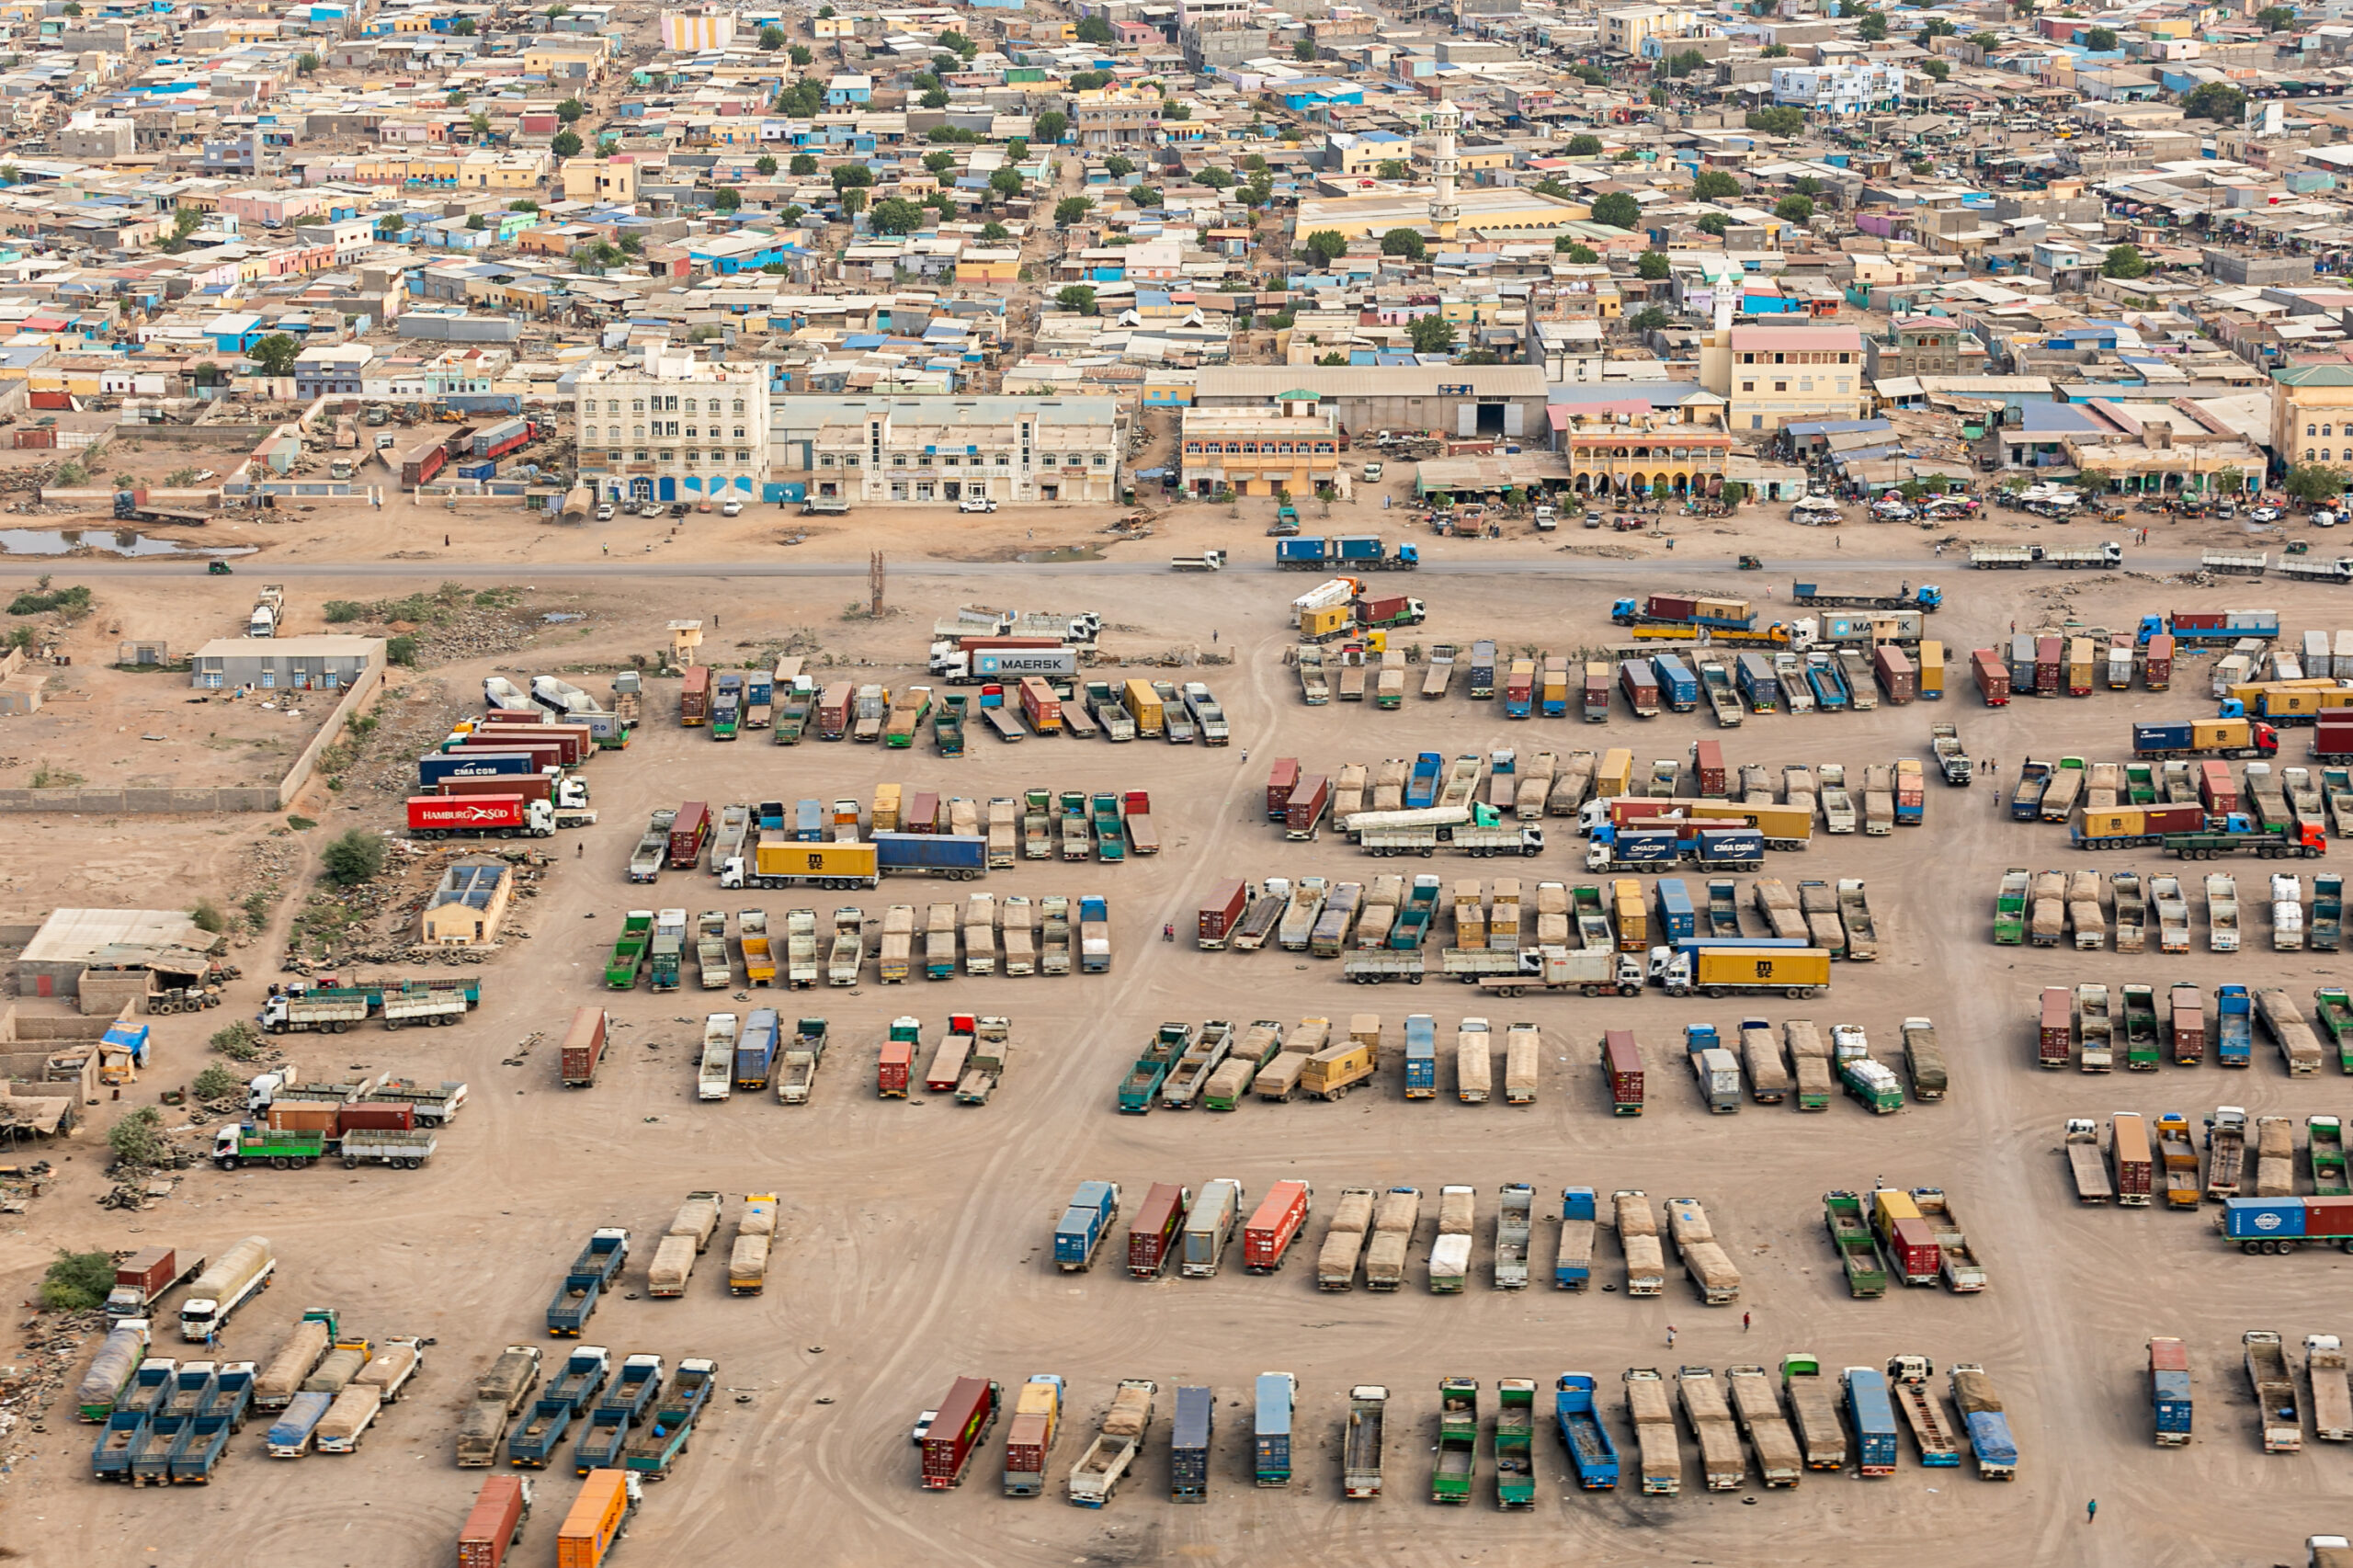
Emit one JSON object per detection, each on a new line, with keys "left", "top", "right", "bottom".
{"left": 0, "top": 495, "right": 2347, "bottom": 1567}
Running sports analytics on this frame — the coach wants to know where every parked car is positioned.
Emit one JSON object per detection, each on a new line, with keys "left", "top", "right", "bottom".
{"left": 722, "top": 498, "right": 744, "bottom": 517}
{"left": 909, "top": 1408, "right": 938, "bottom": 1445}
{"left": 595, "top": 503, "right": 615, "bottom": 521}
{"left": 958, "top": 496, "right": 998, "bottom": 514}
{"left": 669, "top": 503, "right": 690, "bottom": 517}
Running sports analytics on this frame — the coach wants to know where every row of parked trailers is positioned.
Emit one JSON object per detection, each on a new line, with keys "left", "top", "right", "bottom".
{"left": 2030, "top": 982, "right": 2352, "bottom": 1074}
{"left": 915, "top": 1356, "right": 2014, "bottom": 1501}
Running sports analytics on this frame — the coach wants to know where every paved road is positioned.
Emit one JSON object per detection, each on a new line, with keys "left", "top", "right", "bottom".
{"left": 0, "top": 554, "right": 2227, "bottom": 580}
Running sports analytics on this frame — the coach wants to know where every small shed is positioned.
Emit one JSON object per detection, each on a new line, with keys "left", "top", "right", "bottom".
{"left": 419, "top": 861, "right": 512, "bottom": 946}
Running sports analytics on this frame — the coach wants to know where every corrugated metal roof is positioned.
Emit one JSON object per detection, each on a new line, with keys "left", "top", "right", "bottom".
{"left": 1195, "top": 365, "right": 1545, "bottom": 400}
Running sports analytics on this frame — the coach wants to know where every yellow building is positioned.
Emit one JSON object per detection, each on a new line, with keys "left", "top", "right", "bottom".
{"left": 660, "top": 7, "right": 736, "bottom": 50}
{"left": 954, "top": 247, "right": 1020, "bottom": 285}
{"left": 1292, "top": 185, "right": 1584, "bottom": 242}
{"left": 2273, "top": 364, "right": 2353, "bottom": 467}
{"left": 525, "top": 38, "right": 612, "bottom": 81}
{"left": 1701, "top": 323, "right": 1866, "bottom": 433}
{"left": 1179, "top": 391, "right": 1343, "bottom": 498}
{"left": 461, "top": 150, "right": 552, "bottom": 190}
{"left": 561, "top": 155, "right": 638, "bottom": 204}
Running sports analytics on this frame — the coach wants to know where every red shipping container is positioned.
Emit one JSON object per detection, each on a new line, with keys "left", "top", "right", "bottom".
{"left": 2169, "top": 984, "right": 2203, "bottom": 1064}
{"left": 1603, "top": 1030, "right": 1643, "bottom": 1113}
{"left": 2143, "top": 633, "right": 2174, "bottom": 690}
{"left": 1285, "top": 775, "right": 1330, "bottom": 835}
{"left": 442, "top": 772, "right": 555, "bottom": 802}
{"left": 459, "top": 723, "right": 588, "bottom": 765}
{"left": 905, "top": 790, "right": 939, "bottom": 833}
{"left": 1266, "top": 758, "right": 1301, "bottom": 821}
{"left": 1691, "top": 739, "right": 1725, "bottom": 798}
{"left": 1972, "top": 648, "right": 2009, "bottom": 705}
{"left": 1357, "top": 595, "right": 1410, "bottom": 623}
{"left": 2174, "top": 611, "right": 2222, "bottom": 631}
{"left": 919, "top": 1376, "right": 998, "bottom": 1488}
{"left": 2316, "top": 719, "right": 2353, "bottom": 760}
{"left": 2040, "top": 987, "right": 2072, "bottom": 1068}
{"left": 339, "top": 1101, "right": 415, "bottom": 1133}
{"left": 1126, "top": 1182, "right": 1189, "bottom": 1278}
{"left": 451, "top": 736, "right": 563, "bottom": 772}
{"left": 1871, "top": 642, "right": 1916, "bottom": 704}
{"left": 561, "top": 1006, "right": 607, "bottom": 1085}
{"left": 1242, "top": 1180, "right": 1312, "bottom": 1273}
{"left": 2034, "top": 636, "right": 2063, "bottom": 696}
{"left": 816, "top": 681, "right": 853, "bottom": 739}
{"left": 1198, "top": 881, "right": 1248, "bottom": 947}
{"left": 407, "top": 795, "right": 529, "bottom": 834}
{"left": 1018, "top": 676, "right": 1061, "bottom": 732}
{"left": 2305, "top": 1197, "right": 2353, "bottom": 1238}
{"left": 1646, "top": 594, "right": 1698, "bottom": 621}
{"left": 668, "top": 802, "right": 710, "bottom": 868}
{"left": 1888, "top": 1216, "right": 1939, "bottom": 1281}
{"left": 2200, "top": 761, "right": 2238, "bottom": 815}
{"left": 878, "top": 1038, "right": 912, "bottom": 1097}
{"left": 466, "top": 720, "right": 590, "bottom": 758}
{"left": 2144, "top": 804, "right": 2207, "bottom": 835}
{"left": 458, "top": 1474, "right": 530, "bottom": 1568}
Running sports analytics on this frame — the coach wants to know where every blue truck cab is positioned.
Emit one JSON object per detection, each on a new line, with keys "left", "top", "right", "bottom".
{"left": 2217, "top": 985, "right": 2253, "bottom": 1066}
{"left": 1556, "top": 1188, "right": 1596, "bottom": 1288}
{"left": 1552, "top": 1372, "right": 1620, "bottom": 1489}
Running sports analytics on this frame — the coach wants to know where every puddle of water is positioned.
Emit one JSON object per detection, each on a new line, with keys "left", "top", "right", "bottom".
{"left": 1015, "top": 545, "right": 1105, "bottom": 563}
{"left": 0, "top": 528, "right": 256, "bottom": 558}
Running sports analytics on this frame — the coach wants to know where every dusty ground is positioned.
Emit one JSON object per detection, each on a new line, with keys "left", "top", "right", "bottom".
{"left": 0, "top": 505, "right": 2347, "bottom": 1565}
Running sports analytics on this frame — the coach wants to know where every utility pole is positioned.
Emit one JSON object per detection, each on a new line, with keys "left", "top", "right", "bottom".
{"left": 870, "top": 551, "right": 885, "bottom": 617}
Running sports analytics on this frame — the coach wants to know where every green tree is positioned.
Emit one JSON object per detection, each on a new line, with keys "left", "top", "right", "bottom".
{"left": 758, "top": 22, "right": 786, "bottom": 48}
{"left": 192, "top": 1063, "right": 243, "bottom": 1101}
{"left": 1075, "top": 13, "right": 1112, "bottom": 42}
{"left": 921, "top": 88, "right": 949, "bottom": 109}
{"left": 2100, "top": 243, "right": 2150, "bottom": 278}
{"left": 980, "top": 220, "right": 1009, "bottom": 240}
{"left": 790, "top": 153, "right": 818, "bottom": 176}
{"left": 1052, "top": 195, "right": 1095, "bottom": 226}
{"left": 2182, "top": 81, "right": 2246, "bottom": 121}
{"left": 1381, "top": 227, "right": 1427, "bottom": 260}
{"left": 297, "top": 51, "right": 319, "bottom": 74}
{"left": 1317, "top": 351, "right": 1348, "bottom": 365}
{"left": 1196, "top": 166, "right": 1234, "bottom": 190}
{"left": 1746, "top": 107, "right": 1805, "bottom": 135}
{"left": 1630, "top": 305, "right": 1669, "bottom": 332}
{"left": 1056, "top": 284, "right": 1098, "bottom": 314}
{"left": 619, "top": 233, "right": 642, "bottom": 253}
{"left": 1378, "top": 158, "right": 1409, "bottom": 179}
{"left": 1407, "top": 314, "right": 1457, "bottom": 355}
{"left": 1970, "top": 30, "right": 2000, "bottom": 47}
{"left": 452, "top": 15, "right": 474, "bottom": 32}
{"left": 1775, "top": 193, "right": 1814, "bottom": 222}
{"left": 1635, "top": 249, "right": 1669, "bottom": 279}
{"left": 2085, "top": 25, "right": 2118, "bottom": 48}
{"left": 1911, "top": 159, "right": 1933, "bottom": 175}
{"left": 1666, "top": 49, "right": 1706, "bottom": 76}
{"left": 831, "top": 163, "right": 874, "bottom": 189}
{"left": 924, "top": 149, "right": 956, "bottom": 175}
{"left": 557, "top": 97, "right": 586, "bottom": 122}
{"left": 1069, "top": 71, "right": 1108, "bottom": 90}
{"left": 40, "top": 1250, "right": 118, "bottom": 1312}
{"left": 1761, "top": 41, "right": 1789, "bottom": 56}
{"left": 789, "top": 42, "right": 812, "bottom": 64}
{"left": 466, "top": 213, "right": 486, "bottom": 231}
{"left": 1859, "top": 9, "right": 1888, "bottom": 38}
{"left": 246, "top": 333, "right": 301, "bottom": 378}
{"left": 2257, "top": 5, "right": 2296, "bottom": 28}
{"left": 988, "top": 167, "right": 1023, "bottom": 199}
{"left": 1034, "top": 109, "right": 1067, "bottom": 143}
{"left": 108, "top": 1107, "right": 166, "bottom": 1165}
{"left": 1129, "top": 186, "right": 1161, "bottom": 207}
{"left": 447, "top": 89, "right": 466, "bottom": 107}
{"left": 1588, "top": 191, "right": 1642, "bottom": 229}
{"left": 1920, "top": 58, "right": 1950, "bottom": 81}
{"left": 780, "top": 205, "right": 807, "bottom": 224}
{"left": 1697, "top": 212, "right": 1731, "bottom": 236}
{"left": 2286, "top": 463, "right": 2350, "bottom": 504}
{"left": 1556, "top": 240, "right": 1598, "bottom": 262}
{"left": 1103, "top": 153, "right": 1134, "bottom": 177}
{"left": 869, "top": 196, "right": 925, "bottom": 233}
{"left": 1692, "top": 168, "right": 1740, "bottom": 201}
{"left": 1917, "top": 17, "right": 1957, "bottom": 37}
{"left": 840, "top": 188, "right": 867, "bottom": 217}
{"left": 1293, "top": 38, "right": 1317, "bottom": 60}
{"left": 1168, "top": 102, "right": 1194, "bottom": 122}
{"left": 712, "top": 187, "right": 742, "bottom": 212}
{"left": 380, "top": 212, "right": 404, "bottom": 233}
{"left": 323, "top": 828, "right": 387, "bottom": 885}
{"left": 545, "top": 2, "right": 568, "bottom": 14}
{"left": 551, "top": 129, "right": 582, "bottom": 157}
{"left": 470, "top": 109, "right": 493, "bottom": 139}
{"left": 1302, "top": 228, "right": 1348, "bottom": 267}
{"left": 756, "top": 154, "right": 779, "bottom": 176}
{"left": 1567, "top": 133, "right": 1603, "bottom": 156}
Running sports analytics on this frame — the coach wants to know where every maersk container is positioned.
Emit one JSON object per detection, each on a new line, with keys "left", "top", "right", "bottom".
{"left": 1650, "top": 654, "right": 1699, "bottom": 713}
{"left": 1255, "top": 1371, "right": 1295, "bottom": 1485}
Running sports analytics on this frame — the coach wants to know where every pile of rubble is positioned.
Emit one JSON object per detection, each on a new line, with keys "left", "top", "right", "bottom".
{"left": 0, "top": 1308, "right": 105, "bottom": 1462}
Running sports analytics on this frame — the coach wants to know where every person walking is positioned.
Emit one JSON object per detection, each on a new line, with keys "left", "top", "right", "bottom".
{"left": 1665, "top": 1325, "right": 1677, "bottom": 1348}
{"left": 1743, "top": 1312, "right": 1751, "bottom": 1333}
{"left": 2086, "top": 1499, "right": 2098, "bottom": 1525}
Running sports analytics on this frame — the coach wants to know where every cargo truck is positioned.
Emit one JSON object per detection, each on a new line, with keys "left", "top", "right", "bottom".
{"left": 1182, "top": 1178, "right": 1244, "bottom": 1278}
{"left": 1824, "top": 1192, "right": 1887, "bottom": 1297}
{"left": 1552, "top": 1372, "right": 1620, "bottom": 1488}
{"left": 2248, "top": 1331, "right": 2303, "bottom": 1452}
{"left": 1555, "top": 1187, "right": 1597, "bottom": 1290}
{"left": 1054, "top": 1180, "right": 1121, "bottom": 1272}
{"left": 2149, "top": 1338, "right": 2192, "bottom": 1446}
{"left": 546, "top": 1230, "right": 628, "bottom": 1337}
{"left": 1342, "top": 1385, "right": 1388, "bottom": 1499}
{"left": 77, "top": 1321, "right": 152, "bottom": 1422}
{"left": 1886, "top": 1355, "right": 1960, "bottom": 1467}
{"left": 1431, "top": 1377, "right": 1478, "bottom": 1504}
{"left": 1725, "top": 1365, "right": 1801, "bottom": 1487}
{"left": 1002, "top": 1374, "right": 1066, "bottom": 1496}
{"left": 556, "top": 1467, "right": 641, "bottom": 1567}
{"left": 105, "top": 1248, "right": 206, "bottom": 1322}
{"left": 2309, "top": 1336, "right": 2353, "bottom": 1443}
{"left": 1843, "top": 1366, "right": 1900, "bottom": 1476}
{"left": 1679, "top": 1367, "right": 1746, "bottom": 1491}
{"left": 1364, "top": 1186, "right": 1422, "bottom": 1291}
{"left": 1624, "top": 1369, "right": 1681, "bottom": 1495}
{"left": 2066, "top": 1119, "right": 2116, "bottom": 1202}
{"left": 1250, "top": 1371, "right": 1294, "bottom": 1487}
{"left": 1493, "top": 1184, "right": 1532, "bottom": 1290}
{"left": 178, "top": 1238, "right": 273, "bottom": 1344}
{"left": 1068, "top": 1379, "right": 1155, "bottom": 1506}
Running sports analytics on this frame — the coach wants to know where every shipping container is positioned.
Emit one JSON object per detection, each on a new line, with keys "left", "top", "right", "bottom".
{"left": 1127, "top": 1182, "right": 1190, "bottom": 1278}
{"left": 561, "top": 1006, "right": 608, "bottom": 1086}
{"left": 1243, "top": 1181, "right": 1313, "bottom": 1273}
{"left": 1917, "top": 640, "right": 1945, "bottom": 699}
{"left": 1197, "top": 881, "right": 1248, "bottom": 949}
{"left": 458, "top": 1474, "right": 531, "bottom": 1568}
{"left": 555, "top": 1469, "right": 635, "bottom": 1568}
{"left": 1266, "top": 759, "right": 1301, "bottom": 821}
{"left": 1603, "top": 1030, "right": 1643, "bottom": 1115}
{"left": 920, "top": 1377, "right": 1001, "bottom": 1489}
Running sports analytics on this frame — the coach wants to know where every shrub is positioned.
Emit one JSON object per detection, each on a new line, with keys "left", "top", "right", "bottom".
{"left": 39, "top": 1250, "right": 117, "bottom": 1312}
{"left": 107, "top": 1108, "right": 167, "bottom": 1166}
{"left": 210, "top": 1021, "right": 262, "bottom": 1062}
{"left": 189, "top": 899, "right": 226, "bottom": 934}
{"left": 192, "top": 1063, "right": 243, "bottom": 1101}
{"left": 322, "top": 828, "right": 387, "bottom": 884}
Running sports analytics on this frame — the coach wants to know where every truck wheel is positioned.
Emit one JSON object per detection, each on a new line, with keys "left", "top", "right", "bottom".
{"left": 1408, "top": 975, "right": 1422, "bottom": 984}
{"left": 384, "top": 1018, "right": 402, "bottom": 1030}
{"left": 1421, "top": 847, "right": 1435, "bottom": 858}
{"left": 1706, "top": 986, "right": 1726, "bottom": 999}
{"left": 271, "top": 1156, "right": 291, "bottom": 1169}
{"left": 2285, "top": 1240, "right": 2302, "bottom": 1253}
{"left": 344, "top": 1156, "right": 360, "bottom": 1169}
{"left": 216, "top": 1156, "right": 239, "bottom": 1171}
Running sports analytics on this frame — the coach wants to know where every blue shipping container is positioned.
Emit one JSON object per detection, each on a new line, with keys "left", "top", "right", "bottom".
{"left": 2151, "top": 1369, "right": 2192, "bottom": 1438}
{"left": 2224, "top": 1197, "right": 2308, "bottom": 1239}
{"left": 1844, "top": 1369, "right": 1899, "bottom": 1472}
{"left": 418, "top": 749, "right": 540, "bottom": 784}
{"left": 733, "top": 1008, "right": 779, "bottom": 1087}
{"left": 1557, "top": 1187, "right": 1596, "bottom": 1287}
{"left": 871, "top": 832, "right": 988, "bottom": 873}
{"left": 1055, "top": 1179, "right": 1119, "bottom": 1269}
{"left": 1964, "top": 1410, "right": 2018, "bottom": 1474}
{"left": 1404, "top": 1014, "right": 1437, "bottom": 1097}
{"left": 794, "top": 800, "right": 824, "bottom": 841}
{"left": 1171, "top": 1384, "right": 1213, "bottom": 1500}
{"left": 1651, "top": 653, "right": 1699, "bottom": 711}
{"left": 1654, "top": 879, "right": 1695, "bottom": 940}
{"left": 1254, "top": 1372, "right": 1294, "bottom": 1484}
{"left": 1694, "top": 828, "right": 1765, "bottom": 866}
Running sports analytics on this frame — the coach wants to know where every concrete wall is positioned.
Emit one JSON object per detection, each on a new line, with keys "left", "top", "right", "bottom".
{"left": 74, "top": 971, "right": 156, "bottom": 1017}
{"left": 276, "top": 652, "right": 385, "bottom": 808}
{"left": 0, "top": 1003, "right": 132, "bottom": 1043}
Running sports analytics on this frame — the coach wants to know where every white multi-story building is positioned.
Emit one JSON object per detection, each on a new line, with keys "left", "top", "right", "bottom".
{"left": 771, "top": 395, "right": 1121, "bottom": 506}
{"left": 574, "top": 347, "right": 770, "bottom": 505}
{"left": 1768, "top": 62, "right": 1906, "bottom": 114}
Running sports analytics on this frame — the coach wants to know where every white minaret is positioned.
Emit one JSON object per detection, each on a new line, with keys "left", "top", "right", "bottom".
{"left": 1427, "top": 97, "right": 1460, "bottom": 242}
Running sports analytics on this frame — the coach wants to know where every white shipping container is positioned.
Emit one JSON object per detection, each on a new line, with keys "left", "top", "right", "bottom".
{"left": 2306, "top": 630, "right": 2333, "bottom": 678}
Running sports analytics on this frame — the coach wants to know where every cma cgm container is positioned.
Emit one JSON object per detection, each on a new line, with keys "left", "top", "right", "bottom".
{"left": 920, "top": 1377, "right": 1001, "bottom": 1488}
{"left": 1243, "top": 1181, "right": 1312, "bottom": 1272}
{"left": 420, "top": 749, "right": 540, "bottom": 785}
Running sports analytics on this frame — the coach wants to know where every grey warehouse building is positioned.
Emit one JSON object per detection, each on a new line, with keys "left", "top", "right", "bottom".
{"left": 1190, "top": 365, "right": 1550, "bottom": 442}
{"left": 191, "top": 635, "right": 382, "bottom": 691}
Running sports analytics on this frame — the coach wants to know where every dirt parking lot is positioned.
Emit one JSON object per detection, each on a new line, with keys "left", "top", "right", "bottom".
{"left": 2, "top": 509, "right": 2350, "bottom": 1567}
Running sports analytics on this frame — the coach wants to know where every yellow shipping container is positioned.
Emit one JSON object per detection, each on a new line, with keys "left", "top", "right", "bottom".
{"left": 1612, "top": 879, "right": 1647, "bottom": 951}
{"left": 1299, "top": 605, "right": 1352, "bottom": 641}
{"left": 1301, "top": 1040, "right": 1375, "bottom": 1098}
{"left": 1917, "top": 640, "right": 1945, "bottom": 698}
{"left": 750, "top": 839, "right": 880, "bottom": 883}
{"left": 1122, "top": 678, "right": 1165, "bottom": 734}
{"left": 1871, "top": 1188, "right": 1922, "bottom": 1232}
{"left": 1597, "top": 748, "right": 1634, "bottom": 800}
{"left": 1689, "top": 947, "right": 1831, "bottom": 994}
{"left": 871, "top": 783, "right": 901, "bottom": 833}
{"left": 2067, "top": 637, "right": 2095, "bottom": 691}
{"left": 2080, "top": 808, "right": 2145, "bottom": 840}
